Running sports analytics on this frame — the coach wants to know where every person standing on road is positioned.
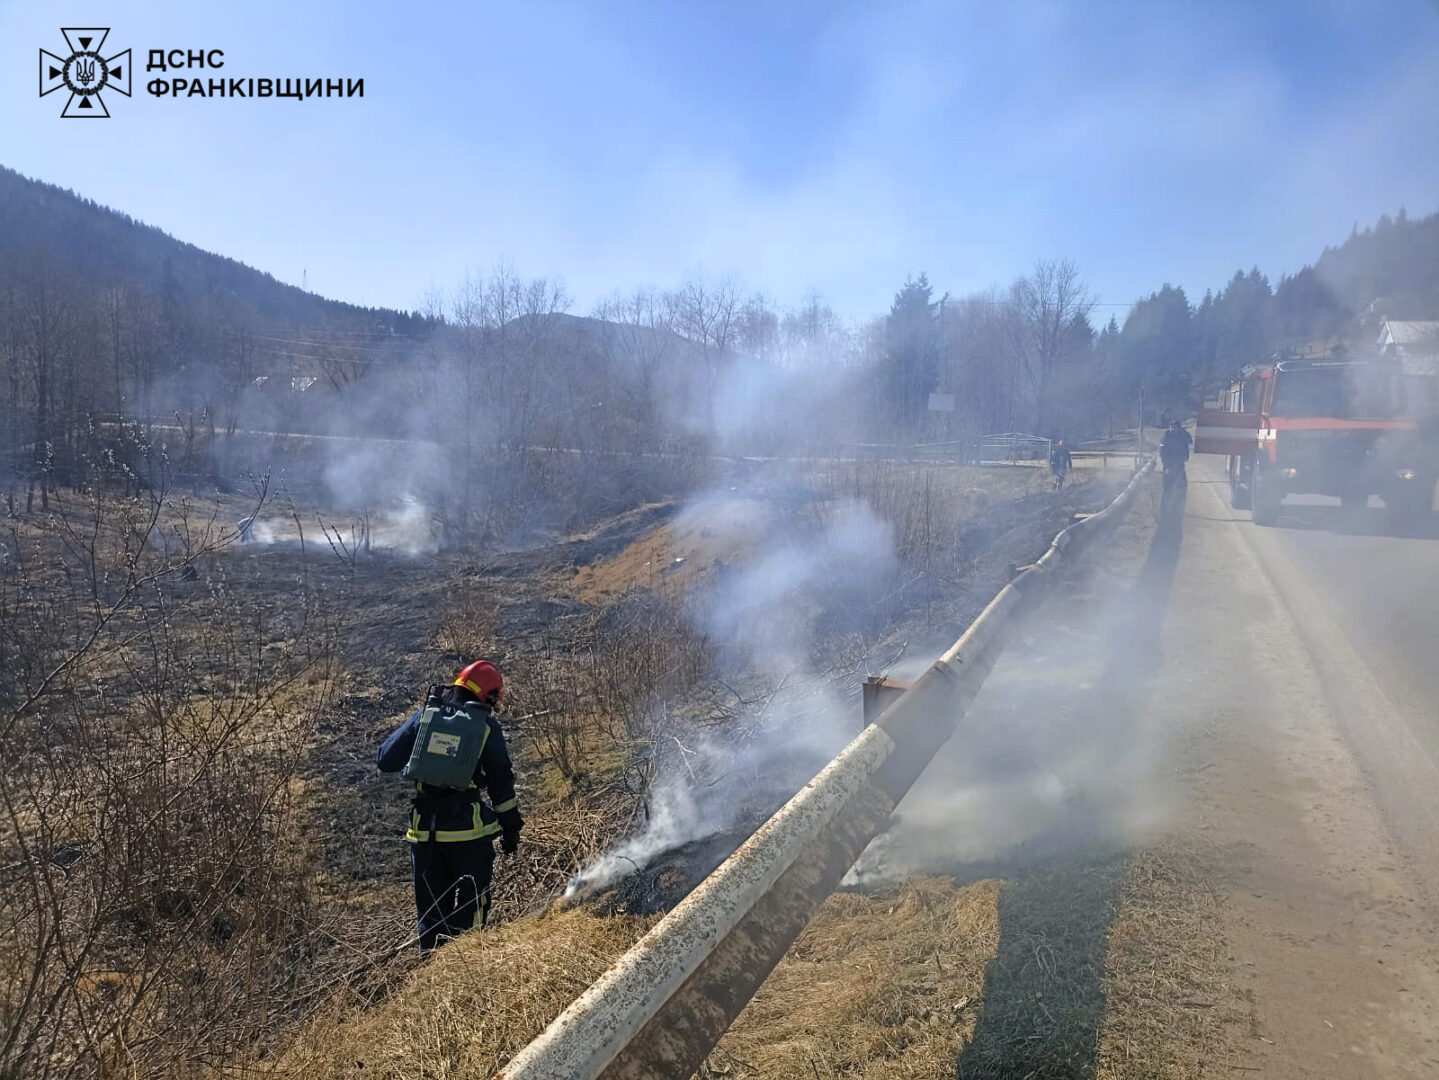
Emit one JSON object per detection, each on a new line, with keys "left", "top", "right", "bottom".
{"left": 1050, "top": 438, "right": 1073, "bottom": 490}
{"left": 377, "top": 659, "right": 523, "bottom": 953}
{"left": 1160, "top": 419, "right": 1193, "bottom": 490}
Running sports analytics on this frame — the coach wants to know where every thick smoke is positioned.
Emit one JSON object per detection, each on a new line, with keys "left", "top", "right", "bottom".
{"left": 851, "top": 527, "right": 1177, "bottom": 882}
{"left": 564, "top": 494, "right": 899, "bottom": 895}
{"left": 565, "top": 374, "right": 900, "bottom": 895}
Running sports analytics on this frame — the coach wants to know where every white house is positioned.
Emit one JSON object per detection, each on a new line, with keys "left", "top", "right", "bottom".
{"left": 1378, "top": 319, "right": 1439, "bottom": 375}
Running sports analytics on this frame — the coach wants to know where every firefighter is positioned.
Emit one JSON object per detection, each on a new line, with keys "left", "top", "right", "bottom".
{"left": 377, "top": 660, "right": 523, "bottom": 952}
{"left": 1050, "top": 438, "right": 1073, "bottom": 490}
{"left": 1160, "top": 419, "right": 1193, "bottom": 490}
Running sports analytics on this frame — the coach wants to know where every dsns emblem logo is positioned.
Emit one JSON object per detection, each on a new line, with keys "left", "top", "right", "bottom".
{"left": 39, "top": 29, "right": 131, "bottom": 117}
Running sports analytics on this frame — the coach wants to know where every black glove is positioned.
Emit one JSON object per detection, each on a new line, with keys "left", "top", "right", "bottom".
{"left": 498, "top": 808, "right": 524, "bottom": 854}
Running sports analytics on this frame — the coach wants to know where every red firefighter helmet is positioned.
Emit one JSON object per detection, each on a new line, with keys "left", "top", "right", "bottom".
{"left": 455, "top": 659, "right": 503, "bottom": 704}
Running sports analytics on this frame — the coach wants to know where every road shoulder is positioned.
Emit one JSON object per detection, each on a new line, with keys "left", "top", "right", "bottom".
{"left": 1127, "top": 471, "right": 1439, "bottom": 1077}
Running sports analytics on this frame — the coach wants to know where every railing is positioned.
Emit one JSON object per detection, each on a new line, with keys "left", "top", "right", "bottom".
{"left": 977, "top": 431, "right": 1051, "bottom": 464}
{"left": 496, "top": 458, "right": 1156, "bottom": 1080}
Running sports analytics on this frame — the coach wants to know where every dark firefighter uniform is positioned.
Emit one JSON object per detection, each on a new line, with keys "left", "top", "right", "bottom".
{"left": 1160, "top": 424, "right": 1193, "bottom": 465}
{"left": 1160, "top": 424, "right": 1193, "bottom": 486}
{"left": 1050, "top": 442, "right": 1073, "bottom": 477}
{"left": 376, "top": 687, "right": 522, "bottom": 951}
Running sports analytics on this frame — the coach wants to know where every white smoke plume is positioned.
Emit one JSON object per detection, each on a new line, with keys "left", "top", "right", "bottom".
{"left": 849, "top": 544, "right": 1178, "bottom": 883}
{"left": 566, "top": 493, "right": 899, "bottom": 895}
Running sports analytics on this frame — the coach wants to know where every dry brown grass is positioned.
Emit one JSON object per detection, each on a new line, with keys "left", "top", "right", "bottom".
{"left": 273, "top": 463, "right": 1200, "bottom": 1080}
{"left": 263, "top": 877, "right": 1005, "bottom": 1080}
{"left": 710, "top": 877, "right": 1002, "bottom": 1079}
{"left": 701, "top": 846, "right": 1232, "bottom": 1080}
{"left": 263, "top": 906, "right": 659, "bottom": 1079}
{"left": 1097, "top": 844, "right": 1240, "bottom": 1080}
{"left": 262, "top": 843, "right": 1232, "bottom": 1080}
{"left": 568, "top": 497, "right": 766, "bottom": 603}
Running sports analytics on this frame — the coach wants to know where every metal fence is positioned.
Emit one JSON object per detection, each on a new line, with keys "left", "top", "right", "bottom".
{"left": 977, "top": 432, "right": 1051, "bottom": 464}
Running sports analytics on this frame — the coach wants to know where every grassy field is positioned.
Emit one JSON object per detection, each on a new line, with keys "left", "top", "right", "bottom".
{"left": 2, "top": 458, "right": 1131, "bottom": 1077}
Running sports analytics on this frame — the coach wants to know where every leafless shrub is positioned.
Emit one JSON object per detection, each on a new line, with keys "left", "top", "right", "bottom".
{"left": 0, "top": 462, "right": 344, "bottom": 1078}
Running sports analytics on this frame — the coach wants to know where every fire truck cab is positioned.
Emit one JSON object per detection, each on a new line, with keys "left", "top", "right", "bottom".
{"left": 1195, "top": 357, "right": 1438, "bottom": 529}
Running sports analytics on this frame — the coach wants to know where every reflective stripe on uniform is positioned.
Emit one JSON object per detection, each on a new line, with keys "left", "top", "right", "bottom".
{"left": 492, "top": 797, "right": 518, "bottom": 814}
{"left": 406, "top": 801, "right": 503, "bottom": 843}
{"left": 473, "top": 888, "right": 490, "bottom": 930}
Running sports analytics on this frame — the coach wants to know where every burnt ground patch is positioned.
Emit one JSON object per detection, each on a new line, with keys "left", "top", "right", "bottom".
{"left": 201, "top": 465, "right": 1127, "bottom": 956}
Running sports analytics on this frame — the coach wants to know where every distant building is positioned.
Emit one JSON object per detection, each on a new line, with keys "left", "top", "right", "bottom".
{"left": 1378, "top": 319, "right": 1439, "bottom": 376}
{"left": 1277, "top": 336, "right": 1348, "bottom": 361}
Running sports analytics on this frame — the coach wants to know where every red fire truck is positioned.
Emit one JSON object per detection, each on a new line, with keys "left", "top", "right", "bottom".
{"left": 1195, "top": 357, "right": 1438, "bottom": 529}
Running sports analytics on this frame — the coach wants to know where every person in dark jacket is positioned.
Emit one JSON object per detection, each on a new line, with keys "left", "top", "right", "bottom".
{"left": 1160, "top": 420, "right": 1193, "bottom": 490}
{"left": 377, "top": 659, "right": 523, "bottom": 952}
{"left": 1050, "top": 439, "right": 1073, "bottom": 490}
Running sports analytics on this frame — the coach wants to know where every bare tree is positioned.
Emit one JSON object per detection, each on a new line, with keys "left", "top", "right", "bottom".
{"left": 505, "top": 275, "right": 572, "bottom": 485}
{"left": 735, "top": 292, "right": 779, "bottom": 362}
{"left": 665, "top": 273, "right": 739, "bottom": 437}
{"left": 444, "top": 264, "right": 572, "bottom": 541}
{"left": 781, "top": 291, "right": 847, "bottom": 369}
{"left": 936, "top": 288, "right": 1024, "bottom": 441}
{"left": 592, "top": 287, "right": 676, "bottom": 448}
{"left": 448, "top": 269, "right": 489, "bottom": 536}
{"left": 1009, "top": 258, "right": 1094, "bottom": 435}
{"left": 14, "top": 256, "right": 78, "bottom": 511}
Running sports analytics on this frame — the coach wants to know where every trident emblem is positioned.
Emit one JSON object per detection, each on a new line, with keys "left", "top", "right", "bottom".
{"left": 39, "top": 29, "right": 131, "bottom": 118}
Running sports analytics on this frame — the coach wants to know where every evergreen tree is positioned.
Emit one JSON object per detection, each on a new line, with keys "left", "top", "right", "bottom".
{"left": 1118, "top": 284, "right": 1196, "bottom": 417}
{"left": 883, "top": 274, "right": 938, "bottom": 432}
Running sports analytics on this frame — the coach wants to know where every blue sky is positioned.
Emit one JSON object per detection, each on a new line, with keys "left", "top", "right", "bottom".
{"left": 3, "top": 0, "right": 1438, "bottom": 320}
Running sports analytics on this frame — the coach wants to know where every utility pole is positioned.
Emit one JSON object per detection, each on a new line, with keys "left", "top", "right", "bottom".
{"left": 1138, "top": 385, "right": 1146, "bottom": 468}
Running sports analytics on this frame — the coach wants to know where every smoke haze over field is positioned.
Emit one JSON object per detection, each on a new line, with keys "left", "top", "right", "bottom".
{"left": 9, "top": 9, "right": 1439, "bottom": 1072}
{"left": 5, "top": 0, "right": 1437, "bottom": 905}
{"left": 854, "top": 504, "right": 1179, "bottom": 881}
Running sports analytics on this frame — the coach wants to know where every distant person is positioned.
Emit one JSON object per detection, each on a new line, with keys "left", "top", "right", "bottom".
{"left": 377, "top": 660, "right": 523, "bottom": 953}
{"left": 1160, "top": 419, "right": 1193, "bottom": 491}
{"left": 1050, "top": 439, "right": 1073, "bottom": 490}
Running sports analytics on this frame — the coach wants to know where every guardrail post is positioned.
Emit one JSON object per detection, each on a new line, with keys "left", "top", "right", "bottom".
{"left": 861, "top": 676, "right": 910, "bottom": 726}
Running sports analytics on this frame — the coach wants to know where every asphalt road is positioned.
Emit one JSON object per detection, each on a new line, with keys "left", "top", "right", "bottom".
{"left": 1209, "top": 464, "right": 1439, "bottom": 908}
{"left": 871, "top": 458, "right": 1439, "bottom": 1075}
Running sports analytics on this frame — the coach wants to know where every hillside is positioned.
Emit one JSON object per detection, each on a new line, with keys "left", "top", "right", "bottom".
{"left": 0, "top": 165, "right": 422, "bottom": 334}
{"left": 1315, "top": 208, "right": 1439, "bottom": 319}
{"left": 1094, "top": 206, "right": 1439, "bottom": 421}
{"left": 3, "top": 163, "right": 1436, "bottom": 521}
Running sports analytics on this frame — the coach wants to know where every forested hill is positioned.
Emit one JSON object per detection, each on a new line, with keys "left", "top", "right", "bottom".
{"left": 1087, "top": 206, "right": 1439, "bottom": 423}
{"left": 0, "top": 165, "right": 424, "bottom": 334}
{"left": 1308, "top": 209, "right": 1439, "bottom": 323}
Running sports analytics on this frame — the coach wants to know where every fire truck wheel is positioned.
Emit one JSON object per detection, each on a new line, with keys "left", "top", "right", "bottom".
{"left": 1252, "top": 470, "right": 1281, "bottom": 526}
{"left": 1387, "top": 496, "right": 1432, "bottom": 537}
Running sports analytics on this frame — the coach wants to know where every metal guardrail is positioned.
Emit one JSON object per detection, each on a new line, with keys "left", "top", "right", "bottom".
{"left": 496, "top": 459, "right": 1157, "bottom": 1080}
